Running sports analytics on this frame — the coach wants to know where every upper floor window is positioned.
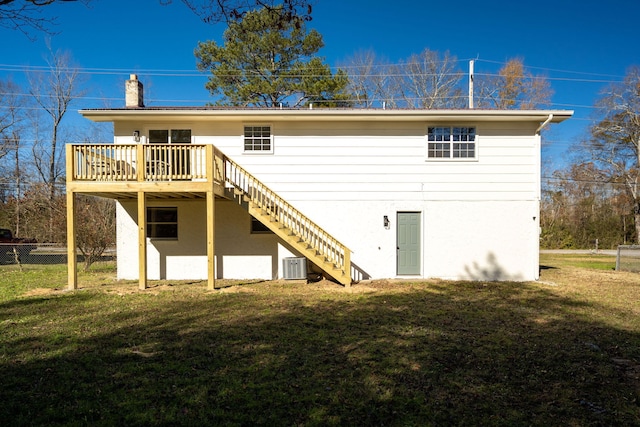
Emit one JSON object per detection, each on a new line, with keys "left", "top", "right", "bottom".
{"left": 244, "top": 125, "right": 272, "bottom": 152}
{"left": 427, "top": 126, "right": 476, "bottom": 159}
{"left": 149, "top": 129, "right": 191, "bottom": 144}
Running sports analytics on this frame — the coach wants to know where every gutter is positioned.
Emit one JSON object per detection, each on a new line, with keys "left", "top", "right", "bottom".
{"left": 535, "top": 113, "right": 554, "bottom": 135}
{"left": 79, "top": 109, "right": 573, "bottom": 124}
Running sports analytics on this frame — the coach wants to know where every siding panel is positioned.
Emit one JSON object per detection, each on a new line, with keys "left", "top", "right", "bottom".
{"left": 221, "top": 122, "right": 538, "bottom": 201}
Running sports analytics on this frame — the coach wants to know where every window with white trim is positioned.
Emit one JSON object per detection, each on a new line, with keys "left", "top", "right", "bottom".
{"left": 427, "top": 126, "right": 476, "bottom": 159}
{"left": 147, "top": 207, "right": 178, "bottom": 239}
{"left": 244, "top": 125, "right": 272, "bottom": 152}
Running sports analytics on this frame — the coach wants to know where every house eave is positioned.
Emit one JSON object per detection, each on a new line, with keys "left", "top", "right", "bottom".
{"left": 79, "top": 108, "right": 573, "bottom": 124}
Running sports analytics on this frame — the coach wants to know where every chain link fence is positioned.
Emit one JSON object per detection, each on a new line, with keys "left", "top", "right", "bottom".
{"left": 0, "top": 243, "right": 116, "bottom": 270}
{"left": 616, "top": 245, "right": 640, "bottom": 273}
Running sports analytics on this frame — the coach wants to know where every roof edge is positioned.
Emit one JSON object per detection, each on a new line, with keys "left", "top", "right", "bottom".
{"left": 79, "top": 108, "right": 574, "bottom": 123}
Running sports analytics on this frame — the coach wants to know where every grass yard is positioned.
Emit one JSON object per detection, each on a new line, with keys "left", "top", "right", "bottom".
{"left": 0, "top": 254, "right": 639, "bottom": 426}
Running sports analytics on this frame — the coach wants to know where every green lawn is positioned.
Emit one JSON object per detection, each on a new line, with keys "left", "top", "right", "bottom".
{"left": 0, "top": 255, "right": 638, "bottom": 426}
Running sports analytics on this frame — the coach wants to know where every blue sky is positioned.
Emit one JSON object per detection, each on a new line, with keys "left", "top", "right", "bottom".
{"left": 1, "top": 0, "right": 638, "bottom": 169}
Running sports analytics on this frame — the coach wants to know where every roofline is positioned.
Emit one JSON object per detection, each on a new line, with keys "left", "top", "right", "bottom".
{"left": 78, "top": 108, "right": 573, "bottom": 123}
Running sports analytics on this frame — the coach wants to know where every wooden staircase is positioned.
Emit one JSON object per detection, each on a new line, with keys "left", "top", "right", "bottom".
{"left": 220, "top": 155, "right": 352, "bottom": 287}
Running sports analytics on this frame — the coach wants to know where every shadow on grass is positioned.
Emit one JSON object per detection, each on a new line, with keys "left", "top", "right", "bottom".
{"left": 0, "top": 282, "right": 638, "bottom": 426}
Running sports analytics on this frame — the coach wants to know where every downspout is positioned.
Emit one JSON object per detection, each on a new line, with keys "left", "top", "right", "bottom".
{"left": 535, "top": 113, "right": 553, "bottom": 135}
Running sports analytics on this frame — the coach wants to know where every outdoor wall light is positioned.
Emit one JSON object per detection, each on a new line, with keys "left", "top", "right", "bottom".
{"left": 133, "top": 130, "right": 140, "bottom": 142}
{"left": 383, "top": 215, "right": 390, "bottom": 229}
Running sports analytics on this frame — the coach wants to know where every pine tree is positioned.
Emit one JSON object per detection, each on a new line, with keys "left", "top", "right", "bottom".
{"left": 195, "top": 6, "right": 349, "bottom": 107}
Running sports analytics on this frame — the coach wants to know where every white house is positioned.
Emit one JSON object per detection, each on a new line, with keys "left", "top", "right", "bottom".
{"left": 66, "top": 75, "right": 572, "bottom": 289}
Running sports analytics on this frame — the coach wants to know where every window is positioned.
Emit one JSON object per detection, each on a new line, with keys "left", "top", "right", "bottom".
{"left": 171, "top": 129, "right": 191, "bottom": 144}
{"left": 244, "top": 125, "right": 272, "bottom": 152}
{"left": 149, "top": 129, "right": 168, "bottom": 144}
{"left": 427, "top": 126, "right": 476, "bottom": 159}
{"left": 147, "top": 207, "right": 178, "bottom": 239}
{"left": 148, "top": 129, "right": 191, "bottom": 144}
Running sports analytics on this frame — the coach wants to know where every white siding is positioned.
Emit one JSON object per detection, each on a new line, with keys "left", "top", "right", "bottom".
{"left": 113, "top": 118, "right": 543, "bottom": 281}
{"left": 116, "top": 199, "right": 298, "bottom": 281}
{"left": 196, "top": 120, "right": 540, "bottom": 203}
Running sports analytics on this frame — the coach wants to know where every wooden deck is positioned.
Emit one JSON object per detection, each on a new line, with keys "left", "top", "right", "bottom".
{"left": 65, "top": 144, "right": 351, "bottom": 289}
{"left": 67, "top": 144, "right": 226, "bottom": 199}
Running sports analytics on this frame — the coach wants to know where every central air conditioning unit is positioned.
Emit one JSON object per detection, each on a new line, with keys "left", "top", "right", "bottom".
{"left": 283, "top": 257, "right": 307, "bottom": 280}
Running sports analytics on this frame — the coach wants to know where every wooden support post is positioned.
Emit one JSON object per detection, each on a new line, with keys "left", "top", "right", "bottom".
{"left": 344, "top": 249, "right": 351, "bottom": 288}
{"left": 207, "top": 190, "right": 216, "bottom": 290}
{"left": 66, "top": 190, "right": 77, "bottom": 290}
{"left": 138, "top": 191, "right": 147, "bottom": 290}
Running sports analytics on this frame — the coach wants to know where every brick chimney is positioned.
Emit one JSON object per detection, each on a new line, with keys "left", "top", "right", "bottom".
{"left": 125, "top": 74, "right": 144, "bottom": 108}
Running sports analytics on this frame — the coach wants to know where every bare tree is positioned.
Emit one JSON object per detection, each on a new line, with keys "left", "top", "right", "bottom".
{"left": 343, "top": 49, "right": 465, "bottom": 109}
{"left": 0, "top": 77, "right": 29, "bottom": 233}
{"left": 0, "top": 77, "right": 25, "bottom": 162}
{"left": 397, "top": 49, "right": 465, "bottom": 109}
{"left": 540, "top": 162, "right": 630, "bottom": 249}
{"left": 4, "top": 0, "right": 308, "bottom": 40}
{"left": 28, "top": 45, "right": 84, "bottom": 199}
{"left": 28, "top": 45, "right": 84, "bottom": 242}
{"left": 76, "top": 195, "right": 116, "bottom": 270}
{"left": 341, "top": 49, "right": 393, "bottom": 108}
{"left": 475, "top": 58, "right": 553, "bottom": 109}
{"left": 169, "top": 0, "right": 313, "bottom": 24}
{"left": 581, "top": 66, "right": 640, "bottom": 242}
{"left": 9, "top": 182, "right": 66, "bottom": 243}
{"left": 0, "top": 0, "right": 89, "bottom": 39}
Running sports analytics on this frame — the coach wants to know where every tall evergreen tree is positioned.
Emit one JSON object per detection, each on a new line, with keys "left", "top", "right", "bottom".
{"left": 195, "top": 6, "right": 349, "bottom": 107}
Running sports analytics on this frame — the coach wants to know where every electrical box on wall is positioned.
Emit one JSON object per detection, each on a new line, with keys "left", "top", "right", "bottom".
{"left": 283, "top": 257, "right": 307, "bottom": 280}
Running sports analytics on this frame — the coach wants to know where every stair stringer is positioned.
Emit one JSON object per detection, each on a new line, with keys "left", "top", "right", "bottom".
{"left": 219, "top": 155, "right": 352, "bottom": 287}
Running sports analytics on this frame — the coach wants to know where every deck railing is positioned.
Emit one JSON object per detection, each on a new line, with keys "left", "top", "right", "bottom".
{"left": 70, "top": 144, "right": 209, "bottom": 181}
{"left": 73, "top": 144, "right": 138, "bottom": 181}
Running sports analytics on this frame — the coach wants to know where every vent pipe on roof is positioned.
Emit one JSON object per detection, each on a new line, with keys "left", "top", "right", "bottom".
{"left": 125, "top": 74, "right": 144, "bottom": 108}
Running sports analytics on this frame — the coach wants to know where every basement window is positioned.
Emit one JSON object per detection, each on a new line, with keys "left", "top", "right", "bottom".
{"left": 147, "top": 207, "right": 178, "bottom": 239}
{"left": 427, "top": 126, "right": 476, "bottom": 159}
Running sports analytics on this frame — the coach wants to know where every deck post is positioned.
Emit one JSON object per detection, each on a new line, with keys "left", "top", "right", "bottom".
{"left": 344, "top": 249, "right": 351, "bottom": 288}
{"left": 138, "top": 191, "right": 147, "bottom": 290}
{"left": 205, "top": 145, "right": 217, "bottom": 290}
{"left": 65, "top": 145, "right": 77, "bottom": 290}
{"left": 207, "top": 190, "right": 216, "bottom": 290}
{"left": 66, "top": 190, "right": 77, "bottom": 290}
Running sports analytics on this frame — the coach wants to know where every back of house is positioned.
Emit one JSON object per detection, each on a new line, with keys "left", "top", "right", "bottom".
{"left": 74, "top": 76, "right": 572, "bottom": 284}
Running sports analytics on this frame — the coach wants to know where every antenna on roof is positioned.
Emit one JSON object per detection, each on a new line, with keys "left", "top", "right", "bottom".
{"left": 469, "top": 60, "right": 474, "bottom": 109}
